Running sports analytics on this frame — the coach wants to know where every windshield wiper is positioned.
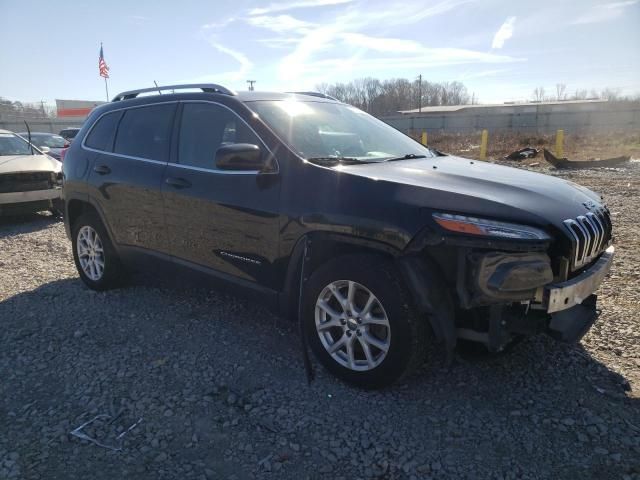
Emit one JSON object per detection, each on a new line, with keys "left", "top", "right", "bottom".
{"left": 384, "top": 154, "right": 428, "bottom": 162}
{"left": 306, "top": 156, "right": 375, "bottom": 166}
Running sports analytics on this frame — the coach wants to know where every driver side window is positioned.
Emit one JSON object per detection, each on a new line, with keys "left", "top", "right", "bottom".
{"left": 178, "top": 103, "right": 260, "bottom": 170}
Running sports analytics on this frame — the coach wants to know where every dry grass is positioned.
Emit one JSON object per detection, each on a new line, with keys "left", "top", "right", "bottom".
{"left": 418, "top": 130, "right": 640, "bottom": 162}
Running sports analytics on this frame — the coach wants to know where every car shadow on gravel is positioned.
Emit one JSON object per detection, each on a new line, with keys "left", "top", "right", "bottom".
{"left": 2, "top": 272, "right": 639, "bottom": 479}
{"left": 0, "top": 212, "right": 61, "bottom": 238}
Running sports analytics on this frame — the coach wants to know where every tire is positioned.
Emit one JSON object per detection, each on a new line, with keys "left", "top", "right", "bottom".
{"left": 303, "top": 254, "right": 428, "bottom": 389}
{"left": 50, "top": 199, "right": 64, "bottom": 219}
{"left": 71, "top": 211, "right": 126, "bottom": 290}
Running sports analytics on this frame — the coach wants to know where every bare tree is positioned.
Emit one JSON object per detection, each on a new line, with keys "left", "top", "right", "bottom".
{"left": 555, "top": 83, "right": 567, "bottom": 101}
{"left": 600, "top": 87, "right": 621, "bottom": 101}
{"left": 572, "top": 89, "right": 588, "bottom": 100}
{"left": 532, "top": 86, "right": 545, "bottom": 102}
{"left": 319, "top": 77, "right": 472, "bottom": 115}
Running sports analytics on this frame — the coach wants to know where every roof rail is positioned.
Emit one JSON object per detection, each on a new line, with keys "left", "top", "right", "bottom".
{"left": 112, "top": 84, "right": 236, "bottom": 102}
{"left": 288, "top": 91, "right": 339, "bottom": 101}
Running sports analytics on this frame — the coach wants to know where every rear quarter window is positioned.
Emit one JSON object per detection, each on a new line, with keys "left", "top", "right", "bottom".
{"left": 114, "top": 104, "right": 176, "bottom": 161}
{"left": 85, "top": 112, "right": 122, "bottom": 151}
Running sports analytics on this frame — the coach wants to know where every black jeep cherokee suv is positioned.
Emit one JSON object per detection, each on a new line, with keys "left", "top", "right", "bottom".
{"left": 62, "top": 84, "right": 614, "bottom": 388}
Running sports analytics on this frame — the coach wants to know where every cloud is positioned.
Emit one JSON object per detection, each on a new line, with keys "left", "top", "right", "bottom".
{"left": 571, "top": 0, "right": 638, "bottom": 25}
{"left": 202, "top": 18, "right": 236, "bottom": 29}
{"left": 342, "top": 0, "right": 475, "bottom": 28}
{"left": 458, "top": 68, "right": 510, "bottom": 81}
{"left": 249, "top": 0, "right": 354, "bottom": 15}
{"left": 198, "top": 0, "right": 513, "bottom": 89}
{"left": 188, "top": 41, "right": 252, "bottom": 84}
{"left": 491, "top": 16, "right": 516, "bottom": 49}
{"left": 247, "top": 14, "right": 314, "bottom": 33}
{"left": 340, "top": 33, "right": 422, "bottom": 53}
{"left": 126, "top": 15, "right": 150, "bottom": 25}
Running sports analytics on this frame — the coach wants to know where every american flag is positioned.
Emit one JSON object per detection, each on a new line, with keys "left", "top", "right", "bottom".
{"left": 99, "top": 44, "right": 109, "bottom": 78}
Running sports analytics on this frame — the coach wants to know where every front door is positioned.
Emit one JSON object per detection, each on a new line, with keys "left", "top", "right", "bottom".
{"left": 161, "top": 101, "right": 281, "bottom": 288}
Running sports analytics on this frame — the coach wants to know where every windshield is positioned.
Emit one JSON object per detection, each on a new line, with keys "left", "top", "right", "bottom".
{"left": 248, "top": 100, "right": 435, "bottom": 162}
{"left": 0, "top": 133, "right": 33, "bottom": 156}
{"left": 20, "top": 134, "right": 66, "bottom": 148}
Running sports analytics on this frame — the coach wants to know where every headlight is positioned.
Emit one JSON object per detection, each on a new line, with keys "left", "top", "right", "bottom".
{"left": 433, "top": 213, "right": 550, "bottom": 240}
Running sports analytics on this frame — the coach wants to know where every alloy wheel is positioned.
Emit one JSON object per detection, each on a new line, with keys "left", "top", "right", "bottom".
{"left": 77, "top": 225, "right": 105, "bottom": 281}
{"left": 314, "top": 280, "right": 391, "bottom": 371}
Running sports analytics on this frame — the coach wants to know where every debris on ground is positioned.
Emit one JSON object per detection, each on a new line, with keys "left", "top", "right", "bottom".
{"left": 543, "top": 148, "right": 631, "bottom": 169}
{"left": 69, "top": 414, "right": 142, "bottom": 451}
{"left": 504, "top": 147, "right": 539, "bottom": 161}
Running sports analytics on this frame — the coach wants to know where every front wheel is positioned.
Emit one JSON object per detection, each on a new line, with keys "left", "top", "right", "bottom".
{"left": 304, "top": 255, "right": 428, "bottom": 389}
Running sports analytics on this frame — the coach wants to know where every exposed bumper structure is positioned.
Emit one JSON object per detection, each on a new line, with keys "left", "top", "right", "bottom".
{"left": 455, "top": 246, "right": 614, "bottom": 351}
{"left": 544, "top": 246, "right": 614, "bottom": 313}
{"left": 0, "top": 187, "right": 62, "bottom": 205}
{"left": 547, "top": 295, "right": 599, "bottom": 343}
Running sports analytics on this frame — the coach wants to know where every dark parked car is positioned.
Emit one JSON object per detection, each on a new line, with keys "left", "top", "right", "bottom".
{"left": 62, "top": 84, "right": 614, "bottom": 388}
{"left": 59, "top": 128, "right": 81, "bottom": 143}
{"left": 18, "top": 132, "right": 69, "bottom": 161}
{"left": 0, "top": 129, "right": 63, "bottom": 216}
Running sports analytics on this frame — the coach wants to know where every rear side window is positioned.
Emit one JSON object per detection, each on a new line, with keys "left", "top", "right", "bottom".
{"left": 85, "top": 112, "right": 121, "bottom": 151}
{"left": 178, "top": 103, "right": 261, "bottom": 170}
{"left": 60, "top": 129, "right": 79, "bottom": 139}
{"left": 114, "top": 104, "right": 176, "bottom": 161}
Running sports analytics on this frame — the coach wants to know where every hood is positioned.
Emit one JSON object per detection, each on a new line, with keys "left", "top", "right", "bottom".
{"left": 0, "top": 154, "right": 61, "bottom": 175}
{"left": 338, "top": 155, "right": 602, "bottom": 228}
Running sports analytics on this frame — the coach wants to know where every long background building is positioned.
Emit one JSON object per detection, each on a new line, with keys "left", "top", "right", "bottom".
{"left": 381, "top": 99, "right": 640, "bottom": 134}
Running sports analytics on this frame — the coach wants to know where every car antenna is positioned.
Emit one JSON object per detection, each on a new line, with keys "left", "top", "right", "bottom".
{"left": 23, "top": 120, "right": 34, "bottom": 155}
{"left": 153, "top": 80, "right": 162, "bottom": 95}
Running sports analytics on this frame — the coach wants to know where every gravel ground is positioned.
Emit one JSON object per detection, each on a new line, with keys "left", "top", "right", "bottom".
{"left": 1, "top": 164, "right": 639, "bottom": 480}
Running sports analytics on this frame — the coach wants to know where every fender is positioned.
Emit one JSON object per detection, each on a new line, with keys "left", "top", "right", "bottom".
{"left": 278, "top": 231, "right": 401, "bottom": 319}
{"left": 64, "top": 194, "right": 120, "bottom": 254}
{"left": 396, "top": 254, "right": 457, "bottom": 356}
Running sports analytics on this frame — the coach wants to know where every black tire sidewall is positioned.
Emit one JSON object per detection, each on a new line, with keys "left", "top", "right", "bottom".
{"left": 304, "top": 255, "right": 420, "bottom": 388}
{"left": 71, "top": 212, "right": 122, "bottom": 290}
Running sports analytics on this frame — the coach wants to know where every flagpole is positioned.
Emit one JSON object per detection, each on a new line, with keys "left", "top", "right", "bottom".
{"left": 100, "top": 42, "right": 110, "bottom": 101}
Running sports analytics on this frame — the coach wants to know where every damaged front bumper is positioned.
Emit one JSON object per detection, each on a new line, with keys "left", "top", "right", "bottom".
{"left": 541, "top": 246, "right": 614, "bottom": 343}
{"left": 543, "top": 246, "right": 614, "bottom": 313}
{"left": 455, "top": 246, "right": 614, "bottom": 350}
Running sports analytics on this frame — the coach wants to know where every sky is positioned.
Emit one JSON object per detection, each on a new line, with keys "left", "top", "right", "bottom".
{"left": 1, "top": 0, "right": 639, "bottom": 105}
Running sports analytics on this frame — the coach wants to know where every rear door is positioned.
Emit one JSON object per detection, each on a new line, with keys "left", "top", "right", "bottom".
{"left": 161, "top": 101, "right": 281, "bottom": 288}
{"left": 86, "top": 102, "right": 176, "bottom": 252}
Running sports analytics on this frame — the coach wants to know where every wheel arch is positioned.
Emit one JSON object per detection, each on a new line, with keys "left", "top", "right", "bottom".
{"left": 279, "top": 231, "right": 457, "bottom": 355}
{"left": 65, "top": 196, "right": 117, "bottom": 249}
{"left": 279, "top": 231, "right": 400, "bottom": 321}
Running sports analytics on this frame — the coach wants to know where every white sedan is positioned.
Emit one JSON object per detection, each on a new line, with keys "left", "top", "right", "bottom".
{"left": 0, "top": 129, "right": 63, "bottom": 216}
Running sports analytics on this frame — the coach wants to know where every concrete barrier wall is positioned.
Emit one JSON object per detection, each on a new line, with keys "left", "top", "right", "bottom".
{"left": 381, "top": 102, "right": 640, "bottom": 134}
{"left": 0, "top": 118, "right": 85, "bottom": 134}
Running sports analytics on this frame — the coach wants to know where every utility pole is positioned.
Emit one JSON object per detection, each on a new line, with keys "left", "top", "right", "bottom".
{"left": 247, "top": 80, "right": 256, "bottom": 91}
{"left": 417, "top": 74, "right": 422, "bottom": 113}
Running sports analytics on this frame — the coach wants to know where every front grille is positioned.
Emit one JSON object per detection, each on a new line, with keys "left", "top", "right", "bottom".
{"left": 563, "top": 207, "right": 612, "bottom": 270}
{"left": 0, "top": 172, "right": 53, "bottom": 194}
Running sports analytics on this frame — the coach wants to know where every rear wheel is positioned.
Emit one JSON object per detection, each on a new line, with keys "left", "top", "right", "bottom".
{"left": 71, "top": 212, "right": 125, "bottom": 290}
{"left": 304, "top": 255, "right": 428, "bottom": 388}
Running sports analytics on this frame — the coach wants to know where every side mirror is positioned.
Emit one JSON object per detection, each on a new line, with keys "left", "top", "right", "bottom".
{"left": 40, "top": 146, "right": 50, "bottom": 154}
{"left": 215, "top": 143, "right": 264, "bottom": 171}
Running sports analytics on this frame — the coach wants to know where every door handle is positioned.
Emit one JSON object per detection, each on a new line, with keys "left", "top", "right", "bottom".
{"left": 165, "top": 177, "right": 192, "bottom": 189}
{"left": 93, "top": 164, "right": 111, "bottom": 175}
